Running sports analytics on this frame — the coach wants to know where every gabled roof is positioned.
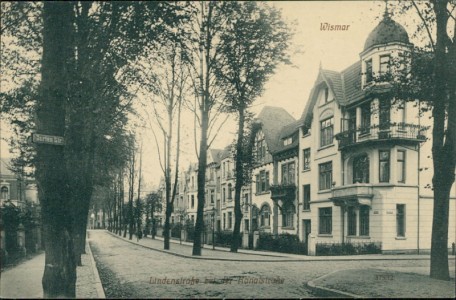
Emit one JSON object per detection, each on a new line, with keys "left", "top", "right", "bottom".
{"left": 219, "top": 145, "right": 232, "bottom": 160}
{"left": 256, "top": 106, "right": 296, "bottom": 154}
{"left": 299, "top": 61, "right": 364, "bottom": 128}
{"left": 208, "top": 149, "right": 223, "bottom": 165}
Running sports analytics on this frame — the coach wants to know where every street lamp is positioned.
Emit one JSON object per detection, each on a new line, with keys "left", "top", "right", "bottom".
{"left": 211, "top": 207, "right": 215, "bottom": 250}
{"left": 179, "top": 215, "right": 183, "bottom": 245}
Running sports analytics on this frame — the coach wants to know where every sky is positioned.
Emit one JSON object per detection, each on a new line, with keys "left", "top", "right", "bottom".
{"left": 0, "top": 1, "right": 427, "bottom": 192}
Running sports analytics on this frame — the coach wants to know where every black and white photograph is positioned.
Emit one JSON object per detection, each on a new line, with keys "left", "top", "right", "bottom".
{"left": 0, "top": 0, "right": 455, "bottom": 298}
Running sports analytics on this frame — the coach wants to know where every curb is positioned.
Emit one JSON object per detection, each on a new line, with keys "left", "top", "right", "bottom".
{"left": 307, "top": 269, "right": 361, "bottom": 298}
{"left": 86, "top": 237, "right": 106, "bottom": 299}
{"left": 105, "top": 231, "right": 433, "bottom": 263}
{"left": 106, "top": 231, "right": 292, "bottom": 262}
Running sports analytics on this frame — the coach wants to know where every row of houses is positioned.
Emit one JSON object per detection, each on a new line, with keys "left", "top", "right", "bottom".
{"left": 158, "top": 12, "right": 456, "bottom": 254}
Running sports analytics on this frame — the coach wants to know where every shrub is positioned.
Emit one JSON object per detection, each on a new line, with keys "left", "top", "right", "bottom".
{"left": 316, "top": 241, "right": 382, "bottom": 256}
{"left": 170, "top": 223, "right": 182, "bottom": 239}
{"left": 215, "top": 230, "right": 242, "bottom": 248}
{"left": 257, "top": 233, "right": 307, "bottom": 255}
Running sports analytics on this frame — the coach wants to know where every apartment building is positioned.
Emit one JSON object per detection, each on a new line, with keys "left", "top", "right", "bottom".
{"left": 156, "top": 12, "right": 455, "bottom": 254}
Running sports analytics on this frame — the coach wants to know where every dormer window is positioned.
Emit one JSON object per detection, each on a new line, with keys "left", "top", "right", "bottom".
{"left": 365, "top": 59, "right": 373, "bottom": 83}
{"left": 283, "top": 137, "right": 293, "bottom": 146}
{"left": 379, "top": 55, "right": 390, "bottom": 75}
{"left": 324, "top": 87, "right": 329, "bottom": 103}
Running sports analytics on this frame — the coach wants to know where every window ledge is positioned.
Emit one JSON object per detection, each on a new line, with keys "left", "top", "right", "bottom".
{"left": 318, "top": 144, "right": 335, "bottom": 151}
{"left": 302, "top": 168, "right": 311, "bottom": 173}
{"left": 281, "top": 227, "right": 295, "bottom": 230}
{"left": 318, "top": 189, "right": 332, "bottom": 194}
{"left": 359, "top": 132, "right": 371, "bottom": 138}
{"left": 302, "top": 133, "right": 311, "bottom": 138}
{"left": 260, "top": 226, "right": 271, "bottom": 229}
{"left": 347, "top": 235, "right": 371, "bottom": 239}
{"left": 395, "top": 236, "right": 406, "bottom": 240}
{"left": 255, "top": 191, "right": 270, "bottom": 196}
{"left": 302, "top": 209, "right": 311, "bottom": 212}
{"left": 318, "top": 234, "right": 333, "bottom": 237}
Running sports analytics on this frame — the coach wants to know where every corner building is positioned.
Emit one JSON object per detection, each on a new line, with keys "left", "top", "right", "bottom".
{"left": 292, "top": 12, "right": 456, "bottom": 254}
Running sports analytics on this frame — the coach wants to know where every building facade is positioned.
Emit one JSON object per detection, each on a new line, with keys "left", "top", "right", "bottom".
{"left": 155, "top": 12, "right": 456, "bottom": 254}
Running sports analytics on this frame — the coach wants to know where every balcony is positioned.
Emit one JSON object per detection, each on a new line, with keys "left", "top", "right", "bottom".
{"left": 335, "top": 123, "right": 428, "bottom": 150}
{"left": 330, "top": 184, "right": 374, "bottom": 207}
{"left": 270, "top": 184, "right": 296, "bottom": 202}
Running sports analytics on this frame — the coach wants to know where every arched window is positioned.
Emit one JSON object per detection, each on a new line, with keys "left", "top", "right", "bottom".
{"left": 353, "top": 154, "right": 369, "bottom": 183}
{"left": 260, "top": 204, "right": 271, "bottom": 227}
{"left": 1, "top": 186, "right": 8, "bottom": 200}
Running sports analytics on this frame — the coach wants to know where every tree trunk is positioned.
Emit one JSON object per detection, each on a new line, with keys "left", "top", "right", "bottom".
{"left": 231, "top": 108, "right": 245, "bottom": 252}
{"left": 429, "top": 0, "right": 455, "bottom": 281}
{"left": 192, "top": 109, "right": 208, "bottom": 256}
{"left": 37, "top": 2, "right": 76, "bottom": 297}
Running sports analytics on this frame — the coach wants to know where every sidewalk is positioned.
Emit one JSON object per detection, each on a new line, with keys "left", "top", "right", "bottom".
{"left": 0, "top": 242, "right": 104, "bottom": 299}
{"left": 308, "top": 267, "right": 456, "bottom": 298}
{"left": 108, "top": 230, "right": 437, "bottom": 262}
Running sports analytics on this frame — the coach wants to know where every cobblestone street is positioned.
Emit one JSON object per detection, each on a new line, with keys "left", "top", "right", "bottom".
{"left": 89, "top": 230, "right": 454, "bottom": 298}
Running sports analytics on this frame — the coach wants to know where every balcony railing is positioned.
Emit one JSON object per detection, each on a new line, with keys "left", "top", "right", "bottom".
{"left": 270, "top": 184, "right": 296, "bottom": 202}
{"left": 335, "top": 123, "right": 428, "bottom": 150}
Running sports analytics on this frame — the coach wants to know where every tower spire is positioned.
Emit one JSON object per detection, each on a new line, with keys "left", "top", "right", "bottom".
{"left": 383, "top": 0, "right": 390, "bottom": 19}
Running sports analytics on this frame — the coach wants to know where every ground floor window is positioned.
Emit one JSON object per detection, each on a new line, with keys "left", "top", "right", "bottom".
{"left": 282, "top": 205, "right": 295, "bottom": 228}
{"left": 319, "top": 207, "right": 332, "bottom": 234}
{"left": 260, "top": 204, "right": 271, "bottom": 227}
{"left": 228, "top": 212, "right": 232, "bottom": 229}
{"left": 347, "top": 207, "right": 357, "bottom": 236}
{"left": 359, "top": 205, "right": 370, "bottom": 236}
{"left": 396, "top": 204, "right": 405, "bottom": 237}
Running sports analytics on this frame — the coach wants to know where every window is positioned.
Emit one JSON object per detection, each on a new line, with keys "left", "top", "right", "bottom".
{"left": 222, "top": 188, "right": 226, "bottom": 202}
{"left": 228, "top": 212, "right": 232, "bottom": 229}
{"left": 303, "top": 184, "right": 311, "bottom": 211}
{"left": 282, "top": 205, "right": 295, "bottom": 228}
{"left": 396, "top": 204, "right": 406, "bottom": 237}
{"left": 256, "top": 139, "right": 266, "bottom": 162}
{"left": 303, "top": 148, "right": 311, "bottom": 171}
{"left": 320, "top": 117, "right": 334, "bottom": 147}
{"left": 397, "top": 150, "right": 406, "bottom": 183}
{"left": 1, "top": 186, "right": 8, "bottom": 200}
{"left": 191, "top": 195, "right": 195, "bottom": 208}
{"left": 360, "top": 102, "right": 371, "bottom": 133}
{"left": 398, "top": 101, "right": 406, "bottom": 128}
{"left": 210, "top": 190, "right": 215, "bottom": 204}
{"left": 319, "top": 207, "right": 332, "bottom": 234}
{"left": 191, "top": 215, "right": 195, "bottom": 224}
{"left": 244, "top": 193, "right": 249, "bottom": 212}
{"left": 379, "top": 98, "right": 391, "bottom": 130}
{"left": 353, "top": 154, "right": 369, "bottom": 183}
{"left": 365, "top": 59, "right": 373, "bottom": 83}
{"left": 227, "top": 183, "right": 232, "bottom": 200}
{"left": 379, "top": 150, "right": 390, "bottom": 183}
{"left": 324, "top": 87, "right": 330, "bottom": 103}
{"left": 360, "top": 205, "right": 370, "bottom": 236}
{"left": 379, "top": 55, "right": 390, "bottom": 75}
{"left": 256, "top": 170, "right": 270, "bottom": 194}
{"left": 319, "top": 161, "right": 333, "bottom": 190}
{"left": 191, "top": 176, "right": 194, "bottom": 189}
{"left": 283, "top": 137, "right": 293, "bottom": 146}
{"left": 281, "top": 162, "right": 295, "bottom": 185}
{"left": 260, "top": 204, "right": 271, "bottom": 227}
{"left": 223, "top": 213, "right": 226, "bottom": 229}
{"left": 347, "top": 207, "right": 357, "bottom": 236}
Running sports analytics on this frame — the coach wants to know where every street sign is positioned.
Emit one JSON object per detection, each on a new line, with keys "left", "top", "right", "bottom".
{"left": 31, "top": 133, "right": 65, "bottom": 146}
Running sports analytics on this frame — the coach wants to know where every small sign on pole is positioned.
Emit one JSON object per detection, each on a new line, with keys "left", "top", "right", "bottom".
{"left": 31, "top": 133, "right": 65, "bottom": 146}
